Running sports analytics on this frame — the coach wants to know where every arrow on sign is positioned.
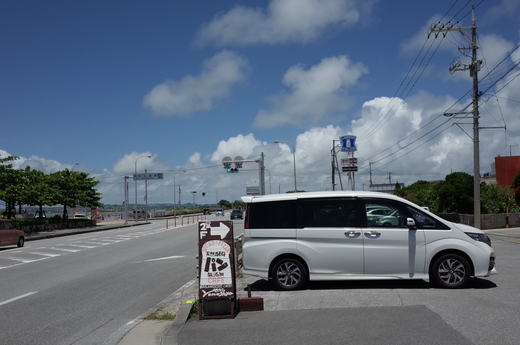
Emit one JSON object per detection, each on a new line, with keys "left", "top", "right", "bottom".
{"left": 211, "top": 222, "right": 230, "bottom": 239}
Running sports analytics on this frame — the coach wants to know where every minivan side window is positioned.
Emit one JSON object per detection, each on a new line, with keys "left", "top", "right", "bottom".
{"left": 363, "top": 200, "right": 407, "bottom": 228}
{"left": 406, "top": 206, "right": 450, "bottom": 230}
{"left": 248, "top": 201, "right": 296, "bottom": 229}
{"left": 300, "top": 199, "right": 359, "bottom": 228}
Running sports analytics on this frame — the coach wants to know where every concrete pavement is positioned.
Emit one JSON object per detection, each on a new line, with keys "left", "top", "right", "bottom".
{"left": 121, "top": 227, "right": 519, "bottom": 345}
{"left": 24, "top": 222, "right": 519, "bottom": 345}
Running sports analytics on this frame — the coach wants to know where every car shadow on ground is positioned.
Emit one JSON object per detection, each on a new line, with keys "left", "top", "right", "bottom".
{"left": 0, "top": 247, "right": 20, "bottom": 252}
{"left": 243, "top": 277, "right": 496, "bottom": 292}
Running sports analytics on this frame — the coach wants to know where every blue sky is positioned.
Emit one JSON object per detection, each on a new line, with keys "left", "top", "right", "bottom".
{"left": 1, "top": 0, "right": 520, "bottom": 205}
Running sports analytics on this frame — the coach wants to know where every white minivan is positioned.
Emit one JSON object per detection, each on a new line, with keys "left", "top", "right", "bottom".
{"left": 241, "top": 191, "right": 496, "bottom": 290}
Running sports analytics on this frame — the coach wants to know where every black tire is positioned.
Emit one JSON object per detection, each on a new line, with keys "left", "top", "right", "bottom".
{"left": 17, "top": 237, "right": 25, "bottom": 248}
{"left": 271, "top": 258, "right": 307, "bottom": 290}
{"left": 430, "top": 254, "right": 470, "bottom": 288}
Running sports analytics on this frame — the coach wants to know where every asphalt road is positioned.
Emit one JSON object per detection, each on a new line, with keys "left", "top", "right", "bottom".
{"left": 0, "top": 219, "right": 202, "bottom": 345}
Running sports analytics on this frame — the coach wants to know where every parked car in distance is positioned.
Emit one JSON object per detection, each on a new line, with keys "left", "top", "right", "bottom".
{"left": 0, "top": 219, "right": 25, "bottom": 248}
{"left": 230, "top": 209, "right": 243, "bottom": 219}
{"left": 129, "top": 210, "right": 147, "bottom": 219}
{"left": 216, "top": 208, "right": 224, "bottom": 216}
{"left": 241, "top": 191, "right": 496, "bottom": 290}
{"left": 73, "top": 214, "right": 89, "bottom": 219}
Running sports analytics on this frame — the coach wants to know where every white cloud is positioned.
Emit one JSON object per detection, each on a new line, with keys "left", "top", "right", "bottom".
{"left": 112, "top": 152, "right": 155, "bottom": 175}
{"left": 400, "top": 15, "right": 446, "bottom": 55}
{"left": 485, "top": 0, "right": 520, "bottom": 22}
{"left": 143, "top": 50, "right": 250, "bottom": 117}
{"left": 253, "top": 55, "right": 368, "bottom": 128}
{"left": 0, "top": 150, "right": 70, "bottom": 173}
{"left": 351, "top": 93, "right": 476, "bottom": 182}
{"left": 194, "top": 0, "right": 379, "bottom": 47}
{"left": 210, "top": 134, "right": 265, "bottom": 164}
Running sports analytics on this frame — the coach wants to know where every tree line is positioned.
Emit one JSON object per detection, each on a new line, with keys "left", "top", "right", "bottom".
{"left": 0, "top": 156, "right": 102, "bottom": 219}
{"left": 394, "top": 172, "right": 517, "bottom": 214}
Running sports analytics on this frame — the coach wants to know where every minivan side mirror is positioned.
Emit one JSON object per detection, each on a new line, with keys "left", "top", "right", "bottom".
{"left": 406, "top": 217, "right": 417, "bottom": 230}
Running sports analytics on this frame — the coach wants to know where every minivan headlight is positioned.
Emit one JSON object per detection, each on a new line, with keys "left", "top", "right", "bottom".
{"left": 465, "top": 232, "right": 492, "bottom": 247}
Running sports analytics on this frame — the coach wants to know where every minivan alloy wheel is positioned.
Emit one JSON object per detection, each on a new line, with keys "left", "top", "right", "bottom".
{"left": 431, "top": 254, "right": 470, "bottom": 288}
{"left": 272, "top": 258, "right": 307, "bottom": 290}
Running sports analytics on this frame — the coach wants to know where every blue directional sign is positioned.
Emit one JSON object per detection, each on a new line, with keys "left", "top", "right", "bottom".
{"left": 340, "top": 135, "right": 357, "bottom": 152}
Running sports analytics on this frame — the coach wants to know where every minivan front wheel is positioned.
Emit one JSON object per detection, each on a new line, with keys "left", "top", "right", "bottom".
{"left": 271, "top": 258, "right": 307, "bottom": 290}
{"left": 431, "top": 254, "right": 470, "bottom": 288}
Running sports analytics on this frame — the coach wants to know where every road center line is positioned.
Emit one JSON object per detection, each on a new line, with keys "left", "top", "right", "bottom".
{"left": 0, "top": 292, "right": 38, "bottom": 307}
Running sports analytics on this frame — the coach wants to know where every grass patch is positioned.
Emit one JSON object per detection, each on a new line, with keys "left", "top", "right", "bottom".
{"left": 188, "top": 300, "right": 200, "bottom": 321}
{"left": 142, "top": 307, "right": 176, "bottom": 321}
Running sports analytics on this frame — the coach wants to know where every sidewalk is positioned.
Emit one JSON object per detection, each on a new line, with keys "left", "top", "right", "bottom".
{"left": 24, "top": 220, "right": 151, "bottom": 241}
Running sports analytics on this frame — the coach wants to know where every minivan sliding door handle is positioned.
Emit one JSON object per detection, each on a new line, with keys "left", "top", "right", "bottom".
{"left": 344, "top": 231, "right": 361, "bottom": 238}
{"left": 364, "top": 231, "right": 381, "bottom": 238}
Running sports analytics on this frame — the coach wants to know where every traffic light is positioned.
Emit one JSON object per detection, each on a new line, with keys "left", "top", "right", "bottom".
{"left": 226, "top": 168, "right": 238, "bottom": 173}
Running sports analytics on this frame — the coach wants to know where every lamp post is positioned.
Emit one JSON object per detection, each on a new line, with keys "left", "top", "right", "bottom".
{"left": 134, "top": 155, "right": 151, "bottom": 222}
{"left": 71, "top": 162, "right": 79, "bottom": 218}
{"left": 123, "top": 176, "right": 131, "bottom": 225}
{"left": 274, "top": 140, "right": 297, "bottom": 192}
{"left": 173, "top": 170, "right": 186, "bottom": 220}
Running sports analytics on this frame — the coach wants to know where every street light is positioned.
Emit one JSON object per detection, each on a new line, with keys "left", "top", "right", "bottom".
{"left": 123, "top": 176, "right": 131, "bottom": 225}
{"left": 274, "top": 140, "right": 297, "bottom": 192}
{"left": 173, "top": 170, "right": 186, "bottom": 219}
{"left": 135, "top": 155, "right": 152, "bottom": 222}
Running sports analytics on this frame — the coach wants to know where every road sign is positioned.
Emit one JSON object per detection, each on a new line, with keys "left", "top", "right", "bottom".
{"left": 342, "top": 166, "right": 358, "bottom": 172}
{"left": 340, "top": 135, "right": 357, "bottom": 152}
{"left": 341, "top": 158, "right": 358, "bottom": 165}
{"left": 246, "top": 186, "right": 260, "bottom": 195}
{"left": 133, "top": 172, "right": 163, "bottom": 180}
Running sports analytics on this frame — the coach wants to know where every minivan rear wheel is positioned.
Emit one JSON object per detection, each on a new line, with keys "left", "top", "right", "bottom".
{"left": 431, "top": 254, "right": 470, "bottom": 288}
{"left": 271, "top": 258, "right": 307, "bottom": 290}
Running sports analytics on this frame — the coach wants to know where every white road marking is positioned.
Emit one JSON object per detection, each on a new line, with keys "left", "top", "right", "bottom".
{"left": 28, "top": 252, "right": 61, "bottom": 257}
{"left": 51, "top": 247, "right": 81, "bottom": 252}
{"left": 133, "top": 256, "right": 183, "bottom": 263}
{"left": 66, "top": 244, "right": 97, "bottom": 248}
{"left": 0, "top": 292, "right": 37, "bottom": 306}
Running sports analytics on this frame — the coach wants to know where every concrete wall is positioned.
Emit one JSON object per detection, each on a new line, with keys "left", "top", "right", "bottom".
{"left": 19, "top": 220, "right": 96, "bottom": 233}
{"left": 437, "top": 213, "right": 520, "bottom": 229}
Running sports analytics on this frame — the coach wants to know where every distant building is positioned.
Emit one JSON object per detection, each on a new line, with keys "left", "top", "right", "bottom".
{"left": 369, "top": 183, "right": 404, "bottom": 194}
{"left": 494, "top": 156, "right": 520, "bottom": 187}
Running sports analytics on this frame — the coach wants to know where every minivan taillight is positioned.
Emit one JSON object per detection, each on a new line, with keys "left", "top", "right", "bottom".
{"left": 244, "top": 204, "right": 251, "bottom": 229}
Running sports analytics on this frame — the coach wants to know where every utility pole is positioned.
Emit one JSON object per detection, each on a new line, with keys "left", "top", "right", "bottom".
{"left": 331, "top": 140, "right": 344, "bottom": 191}
{"left": 429, "top": 6, "right": 482, "bottom": 228}
{"left": 508, "top": 144, "right": 518, "bottom": 156}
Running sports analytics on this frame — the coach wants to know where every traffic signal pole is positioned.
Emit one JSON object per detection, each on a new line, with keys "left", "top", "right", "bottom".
{"left": 222, "top": 153, "right": 266, "bottom": 195}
